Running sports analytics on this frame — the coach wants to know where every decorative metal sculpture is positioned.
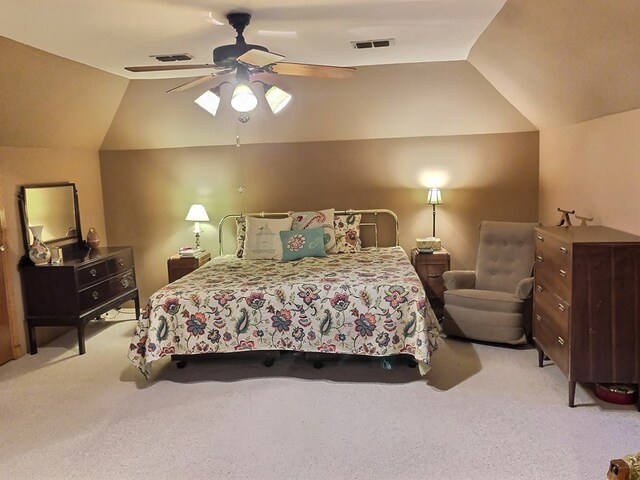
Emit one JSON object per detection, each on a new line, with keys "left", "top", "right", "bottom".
{"left": 556, "top": 208, "right": 575, "bottom": 227}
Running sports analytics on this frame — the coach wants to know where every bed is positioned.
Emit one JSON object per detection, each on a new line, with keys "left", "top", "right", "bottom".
{"left": 128, "top": 209, "right": 441, "bottom": 377}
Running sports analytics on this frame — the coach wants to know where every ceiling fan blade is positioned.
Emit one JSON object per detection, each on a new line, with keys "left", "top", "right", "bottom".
{"left": 125, "top": 64, "right": 224, "bottom": 73}
{"left": 270, "top": 62, "right": 356, "bottom": 79}
{"left": 237, "top": 49, "right": 285, "bottom": 68}
{"left": 166, "top": 69, "right": 234, "bottom": 93}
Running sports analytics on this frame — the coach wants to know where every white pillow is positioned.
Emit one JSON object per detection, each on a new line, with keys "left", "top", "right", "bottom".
{"left": 243, "top": 217, "right": 293, "bottom": 260}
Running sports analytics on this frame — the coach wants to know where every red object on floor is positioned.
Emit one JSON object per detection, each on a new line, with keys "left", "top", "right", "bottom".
{"left": 595, "top": 384, "right": 638, "bottom": 405}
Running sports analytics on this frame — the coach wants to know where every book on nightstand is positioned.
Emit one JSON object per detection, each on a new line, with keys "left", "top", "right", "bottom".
{"left": 178, "top": 247, "right": 205, "bottom": 258}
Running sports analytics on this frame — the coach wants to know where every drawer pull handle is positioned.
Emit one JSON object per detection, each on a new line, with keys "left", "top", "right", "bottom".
{"left": 90, "top": 268, "right": 97, "bottom": 277}
{"left": 120, "top": 278, "right": 129, "bottom": 288}
{"left": 118, "top": 258, "right": 125, "bottom": 266}
{"left": 535, "top": 314, "right": 542, "bottom": 322}
{"left": 92, "top": 291, "right": 99, "bottom": 300}
{"left": 560, "top": 246, "right": 568, "bottom": 254}
{"left": 536, "top": 285, "right": 543, "bottom": 292}
{"left": 427, "top": 274, "right": 440, "bottom": 278}
{"left": 558, "top": 336, "right": 565, "bottom": 346}
{"left": 558, "top": 304, "right": 565, "bottom": 312}
{"left": 536, "top": 255, "right": 544, "bottom": 263}
{"left": 537, "top": 235, "right": 544, "bottom": 242}
{"left": 559, "top": 269, "right": 567, "bottom": 277}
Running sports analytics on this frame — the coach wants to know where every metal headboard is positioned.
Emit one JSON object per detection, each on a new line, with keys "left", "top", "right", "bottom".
{"left": 218, "top": 209, "right": 399, "bottom": 256}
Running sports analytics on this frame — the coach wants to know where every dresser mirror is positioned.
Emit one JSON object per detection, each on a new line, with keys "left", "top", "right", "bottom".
{"left": 18, "top": 182, "right": 83, "bottom": 253}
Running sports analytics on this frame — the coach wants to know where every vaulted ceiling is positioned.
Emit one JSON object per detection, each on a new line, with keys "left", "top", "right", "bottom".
{"left": 1, "top": 0, "right": 639, "bottom": 150}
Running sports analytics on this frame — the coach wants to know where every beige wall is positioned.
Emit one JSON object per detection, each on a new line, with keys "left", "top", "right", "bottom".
{"left": 0, "top": 148, "right": 108, "bottom": 354}
{"left": 469, "top": 0, "right": 640, "bottom": 129}
{"left": 539, "top": 108, "right": 640, "bottom": 235}
{"left": 100, "top": 131, "right": 539, "bottom": 302}
{"left": 101, "top": 61, "right": 535, "bottom": 150}
{"left": 0, "top": 36, "right": 129, "bottom": 149}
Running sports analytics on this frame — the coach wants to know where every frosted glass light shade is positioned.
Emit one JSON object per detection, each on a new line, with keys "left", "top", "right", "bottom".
{"left": 230, "top": 83, "right": 257, "bottom": 112}
{"left": 427, "top": 188, "right": 443, "bottom": 205}
{"left": 194, "top": 89, "right": 221, "bottom": 116}
{"left": 185, "top": 204, "right": 209, "bottom": 222}
{"left": 264, "top": 85, "right": 292, "bottom": 114}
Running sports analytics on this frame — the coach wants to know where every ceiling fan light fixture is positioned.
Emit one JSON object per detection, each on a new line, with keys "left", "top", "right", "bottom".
{"left": 194, "top": 88, "right": 221, "bottom": 116}
{"left": 231, "top": 83, "right": 257, "bottom": 112}
{"left": 264, "top": 85, "right": 292, "bottom": 114}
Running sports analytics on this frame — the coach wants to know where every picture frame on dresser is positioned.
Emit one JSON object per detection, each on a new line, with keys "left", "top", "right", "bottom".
{"left": 17, "top": 182, "right": 140, "bottom": 355}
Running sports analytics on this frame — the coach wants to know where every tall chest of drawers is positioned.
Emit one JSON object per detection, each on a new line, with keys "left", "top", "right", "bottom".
{"left": 533, "top": 226, "right": 640, "bottom": 409}
{"left": 20, "top": 246, "right": 140, "bottom": 355}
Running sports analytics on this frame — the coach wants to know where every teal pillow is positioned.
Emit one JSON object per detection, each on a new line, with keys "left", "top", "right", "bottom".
{"left": 280, "top": 227, "right": 327, "bottom": 261}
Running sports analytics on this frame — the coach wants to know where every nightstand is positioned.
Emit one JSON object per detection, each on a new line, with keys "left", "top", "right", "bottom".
{"left": 167, "top": 251, "right": 211, "bottom": 283}
{"left": 410, "top": 247, "right": 450, "bottom": 318}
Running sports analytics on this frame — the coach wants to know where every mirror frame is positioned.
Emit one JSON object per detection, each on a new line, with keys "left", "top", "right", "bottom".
{"left": 18, "top": 182, "right": 83, "bottom": 255}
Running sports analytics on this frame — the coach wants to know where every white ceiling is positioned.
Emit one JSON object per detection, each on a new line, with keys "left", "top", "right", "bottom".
{"left": 0, "top": 0, "right": 506, "bottom": 79}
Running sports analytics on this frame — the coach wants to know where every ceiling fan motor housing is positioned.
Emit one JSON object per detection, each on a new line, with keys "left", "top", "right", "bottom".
{"left": 213, "top": 44, "right": 269, "bottom": 67}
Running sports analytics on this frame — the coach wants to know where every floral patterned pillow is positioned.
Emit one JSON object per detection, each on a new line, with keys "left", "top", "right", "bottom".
{"left": 279, "top": 227, "right": 327, "bottom": 261}
{"left": 334, "top": 213, "right": 362, "bottom": 253}
{"left": 235, "top": 216, "right": 246, "bottom": 258}
{"left": 289, "top": 208, "right": 336, "bottom": 254}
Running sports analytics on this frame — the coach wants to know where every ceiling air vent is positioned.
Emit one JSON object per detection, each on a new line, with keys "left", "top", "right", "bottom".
{"left": 351, "top": 38, "right": 395, "bottom": 50}
{"left": 150, "top": 53, "right": 193, "bottom": 62}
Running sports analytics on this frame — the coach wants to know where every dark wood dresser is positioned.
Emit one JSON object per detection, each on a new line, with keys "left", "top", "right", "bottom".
{"left": 20, "top": 246, "right": 140, "bottom": 355}
{"left": 410, "top": 248, "right": 450, "bottom": 318}
{"left": 533, "top": 226, "right": 640, "bottom": 409}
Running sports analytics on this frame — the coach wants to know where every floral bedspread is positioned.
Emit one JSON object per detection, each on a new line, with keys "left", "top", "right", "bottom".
{"left": 128, "top": 246, "right": 441, "bottom": 377}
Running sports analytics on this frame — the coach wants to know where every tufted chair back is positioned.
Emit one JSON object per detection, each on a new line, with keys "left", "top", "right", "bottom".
{"left": 474, "top": 221, "right": 537, "bottom": 294}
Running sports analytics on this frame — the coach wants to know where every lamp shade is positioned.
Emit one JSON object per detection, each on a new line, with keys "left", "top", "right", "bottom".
{"left": 230, "top": 83, "right": 258, "bottom": 112}
{"left": 185, "top": 204, "right": 210, "bottom": 222}
{"left": 427, "top": 188, "right": 443, "bottom": 205}
{"left": 194, "top": 89, "right": 221, "bottom": 116}
{"left": 264, "top": 85, "right": 292, "bottom": 114}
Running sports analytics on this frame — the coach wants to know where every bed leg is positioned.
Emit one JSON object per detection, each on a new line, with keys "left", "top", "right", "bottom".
{"left": 263, "top": 358, "right": 275, "bottom": 367}
{"left": 176, "top": 360, "right": 188, "bottom": 369}
{"left": 313, "top": 360, "right": 324, "bottom": 369}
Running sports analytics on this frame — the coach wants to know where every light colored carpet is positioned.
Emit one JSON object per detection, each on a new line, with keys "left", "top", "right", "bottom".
{"left": 0, "top": 309, "right": 637, "bottom": 480}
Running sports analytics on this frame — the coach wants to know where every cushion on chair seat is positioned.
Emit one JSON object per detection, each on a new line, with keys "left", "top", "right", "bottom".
{"left": 444, "top": 289, "right": 523, "bottom": 314}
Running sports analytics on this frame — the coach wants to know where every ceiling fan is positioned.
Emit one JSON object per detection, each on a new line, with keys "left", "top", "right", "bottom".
{"left": 124, "top": 12, "right": 356, "bottom": 94}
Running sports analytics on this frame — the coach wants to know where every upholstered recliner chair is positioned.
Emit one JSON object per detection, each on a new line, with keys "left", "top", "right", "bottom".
{"left": 441, "top": 221, "right": 537, "bottom": 345}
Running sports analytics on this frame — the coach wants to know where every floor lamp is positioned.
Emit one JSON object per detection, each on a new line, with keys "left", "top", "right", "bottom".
{"left": 427, "top": 188, "right": 443, "bottom": 237}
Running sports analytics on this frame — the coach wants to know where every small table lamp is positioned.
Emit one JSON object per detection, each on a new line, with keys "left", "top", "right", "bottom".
{"left": 185, "top": 204, "right": 210, "bottom": 250}
{"left": 427, "top": 188, "right": 443, "bottom": 237}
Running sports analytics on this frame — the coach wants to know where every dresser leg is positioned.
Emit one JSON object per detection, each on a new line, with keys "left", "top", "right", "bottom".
{"left": 134, "top": 293, "right": 141, "bottom": 320}
{"left": 537, "top": 348, "right": 544, "bottom": 367}
{"left": 28, "top": 324, "right": 38, "bottom": 355}
{"left": 568, "top": 381, "right": 576, "bottom": 407}
{"left": 77, "top": 322, "right": 86, "bottom": 355}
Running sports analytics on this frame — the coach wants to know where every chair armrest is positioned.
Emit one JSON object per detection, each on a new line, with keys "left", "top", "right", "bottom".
{"left": 515, "top": 277, "right": 534, "bottom": 300}
{"left": 442, "top": 270, "right": 476, "bottom": 290}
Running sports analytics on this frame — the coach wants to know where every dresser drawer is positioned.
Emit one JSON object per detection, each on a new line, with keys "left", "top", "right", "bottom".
{"left": 533, "top": 282, "right": 570, "bottom": 338}
{"left": 79, "top": 270, "right": 136, "bottom": 312}
{"left": 534, "top": 312, "right": 570, "bottom": 376}
{"left": 536, "top": 232, "right": 571, "bottom": 268}
{"left": 77, "top": 261, "right": 109, "bottom": 287}
{"left": 535, "top": 238, "right": 571, "bottom": 301}
{"left": 420, "top": 263, "right": 448, "bottom": 300}
{"left": 106, "top": 249, "right": 134, "bottom": 275}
